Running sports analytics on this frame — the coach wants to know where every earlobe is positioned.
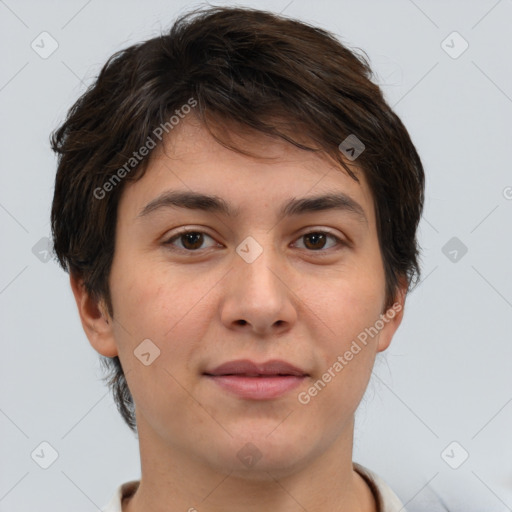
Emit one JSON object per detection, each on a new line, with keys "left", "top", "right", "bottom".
{"left": 69, "top": 274, "right": 119, "bottom": 358}
{"left": 376, "top": 282, "right": 407, "bottom": 353}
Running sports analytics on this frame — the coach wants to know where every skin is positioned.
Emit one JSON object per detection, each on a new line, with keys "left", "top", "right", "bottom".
{"left": 71, "top": 117, "right": 406, "bottom": 512}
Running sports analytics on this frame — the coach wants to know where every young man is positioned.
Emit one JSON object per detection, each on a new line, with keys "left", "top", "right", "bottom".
{"left": 51, "top": 6, "right": 424, "bottom": 511}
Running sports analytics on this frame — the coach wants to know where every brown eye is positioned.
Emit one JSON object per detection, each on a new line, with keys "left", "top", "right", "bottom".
{"left": 164, "top": 231, "right": 216, "bottom": 251}
{"left": 303, "top": 233, "right": 327, "bottom": 250}
{"left": 294, "top": 231, "right": 343, "bottom": 252}
{"left": 179, "top": 232, "right": 204, "bottom": 250}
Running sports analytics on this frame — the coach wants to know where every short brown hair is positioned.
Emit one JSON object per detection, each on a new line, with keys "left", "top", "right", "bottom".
{"left": 51, "top": 6, "right": 425, "bottom": 433}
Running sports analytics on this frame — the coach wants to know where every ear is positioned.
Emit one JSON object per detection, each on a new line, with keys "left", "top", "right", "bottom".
{"left": 69, "top": 273, "right": 119, "bottom": 358}
{"left": 376, "top": 279, "right": 408, "bottom": 353}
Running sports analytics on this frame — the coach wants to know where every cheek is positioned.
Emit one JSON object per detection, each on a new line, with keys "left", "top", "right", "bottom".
{"left": 313, "top": 271, "right": 385, "bottom": 344}
{"left": 110, "top": 258, "right": 192, "bottom": 339}
{"left": 109, "top": 267, "right": 208, "bottom": 421}
{"left": 301, "top": 269, "right": 384, "bottom": 400}
{"left": 110, "top": 260, "right": 214, "bottom": 382}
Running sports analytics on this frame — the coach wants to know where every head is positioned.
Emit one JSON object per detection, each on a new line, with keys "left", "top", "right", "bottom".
{"left": 51, "top": 5, "right": 424, "bottom": 470}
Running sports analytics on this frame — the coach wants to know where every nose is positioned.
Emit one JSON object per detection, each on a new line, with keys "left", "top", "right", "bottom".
{"left": 219, "top": 238, "right": 298, "bottom": 337}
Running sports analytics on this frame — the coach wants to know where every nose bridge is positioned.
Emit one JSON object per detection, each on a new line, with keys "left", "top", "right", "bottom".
{"left": 235, "top": 232, "right": 283, "bottom": 299}
{"left": 221, "top": 231, "right": 296, "bottom": 334}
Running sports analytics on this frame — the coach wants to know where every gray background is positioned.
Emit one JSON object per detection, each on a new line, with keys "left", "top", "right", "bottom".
{"left": 1, "top": 0, "right": 511, "bottom": 510}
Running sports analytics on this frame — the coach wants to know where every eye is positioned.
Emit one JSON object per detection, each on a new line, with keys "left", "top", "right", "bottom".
{"left": 164, "top": 230, "right": 218, "bottom": 252}
{"left": 163, "top": 229, "right": 346, "bottom": 253}
{"left": 293, "top": 231, "right": 345, "bottom": 252}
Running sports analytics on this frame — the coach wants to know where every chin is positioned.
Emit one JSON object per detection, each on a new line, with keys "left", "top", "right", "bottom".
{"left": 204, "top": 428, "right": 314, "bottom": 480}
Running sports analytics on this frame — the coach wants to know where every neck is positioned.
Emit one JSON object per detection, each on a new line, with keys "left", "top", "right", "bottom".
{"left": 123, "top": 416, "right": 376, "bottom": 512}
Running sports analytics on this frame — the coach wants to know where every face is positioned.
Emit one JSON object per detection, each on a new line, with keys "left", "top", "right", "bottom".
{"left": 82, "top": 118, "right": 404, "bottom": 479}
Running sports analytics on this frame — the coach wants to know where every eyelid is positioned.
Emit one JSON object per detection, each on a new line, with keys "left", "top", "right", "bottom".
{"left": 295, "top": 226, "right": 346, "bottom": 241}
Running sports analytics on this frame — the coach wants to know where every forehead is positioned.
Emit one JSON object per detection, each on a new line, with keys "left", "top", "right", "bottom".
{"left": 119, "top": 117, "right": 376, "bottom": 226}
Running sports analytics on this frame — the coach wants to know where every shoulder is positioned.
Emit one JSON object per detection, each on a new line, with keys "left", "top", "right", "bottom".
{"left": 354, "top": 463, "right": 407, "bottom": 512}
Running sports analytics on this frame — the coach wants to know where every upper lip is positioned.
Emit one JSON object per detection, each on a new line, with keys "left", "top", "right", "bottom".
{"left": 204, "top": 359, "right": 308, "bottom": 377}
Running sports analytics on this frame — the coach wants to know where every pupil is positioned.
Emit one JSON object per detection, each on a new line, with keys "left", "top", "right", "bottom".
{"left": 183, "top": 232, "right": 202, "bottom": 249}
{"left": 305, "top": 233, "right": 325, "bottom": 250}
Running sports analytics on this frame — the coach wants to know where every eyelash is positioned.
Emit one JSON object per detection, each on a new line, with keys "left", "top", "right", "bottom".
{"left": 163, "top": 229, "right": 347, "bottom": 255}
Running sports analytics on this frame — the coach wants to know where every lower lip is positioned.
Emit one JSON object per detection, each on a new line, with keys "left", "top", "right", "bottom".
{"left": 205, "top": 375, "right": 306, "bottom": 400}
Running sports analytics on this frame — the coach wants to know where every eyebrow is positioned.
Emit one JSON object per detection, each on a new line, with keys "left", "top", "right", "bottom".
{"left": 137, "top": 190, "right": 368, "bottom": 225}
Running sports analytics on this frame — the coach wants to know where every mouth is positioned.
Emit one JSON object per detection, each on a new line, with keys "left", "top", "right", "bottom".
{"left": 203, "top": 359, "right": 309, "bottom": 400}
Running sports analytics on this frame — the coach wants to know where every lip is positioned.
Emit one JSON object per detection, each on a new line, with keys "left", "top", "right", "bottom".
{"left": 205, "top": 359, "right": 308, "bottom": 377}
{"left": 203, "top": 359, "right": 308, "bottom": 400}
